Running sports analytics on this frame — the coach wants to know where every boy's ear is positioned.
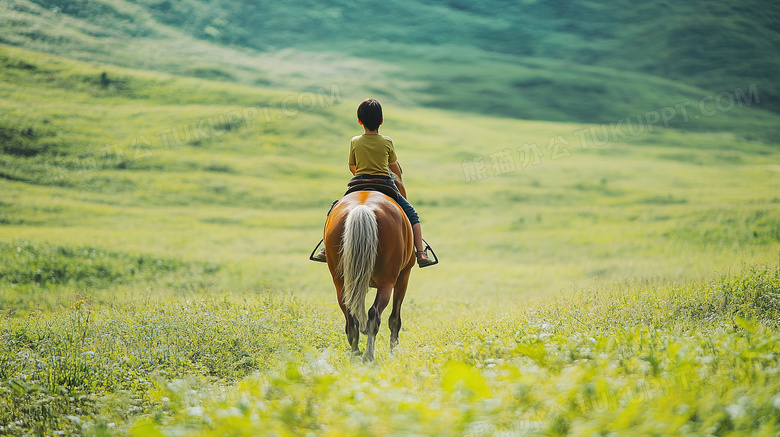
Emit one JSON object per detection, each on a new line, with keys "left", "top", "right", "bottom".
{"left": 358, "top": 119, "right": 363, "bottom": 126}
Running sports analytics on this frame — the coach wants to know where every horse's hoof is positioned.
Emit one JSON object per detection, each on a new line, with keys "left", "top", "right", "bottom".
{"left": 362, "top": 353, "right": 375, "bottom": 363}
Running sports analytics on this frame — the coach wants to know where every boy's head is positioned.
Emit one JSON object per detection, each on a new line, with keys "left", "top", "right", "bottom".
{"left": 357, "top": 99, "right": 383, "bottom": 131}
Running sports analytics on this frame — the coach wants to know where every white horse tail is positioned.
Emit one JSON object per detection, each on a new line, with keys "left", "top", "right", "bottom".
{"left": 338, "top": 204, "right": 378, "bottom": 333}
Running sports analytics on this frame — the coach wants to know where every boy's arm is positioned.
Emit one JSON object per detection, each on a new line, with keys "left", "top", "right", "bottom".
{"left": 348, "top": 140, "right": 356, "bottom": 176}
{"left": 388, "top": 161, "right": 402, "bottom": 182}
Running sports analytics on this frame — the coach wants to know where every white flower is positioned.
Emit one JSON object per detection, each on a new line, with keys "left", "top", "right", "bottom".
{"left": 725, "top": 404, "right": 745, "bottom": 419}
{"left": 185, "top": 406, "right": 205, "bottom": 417}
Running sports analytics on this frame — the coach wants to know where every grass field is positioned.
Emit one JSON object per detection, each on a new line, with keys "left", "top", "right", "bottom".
{"left": 2, "top": 266, "right": 779, "bottom": 435}
{"left": 1, "top": 14, "right": 779, "bottom": 435}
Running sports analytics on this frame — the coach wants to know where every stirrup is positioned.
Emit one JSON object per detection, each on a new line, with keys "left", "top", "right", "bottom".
{"left": 416, "top": 239, "right": 439, "bottom": 268}
{"left": 309, "top": 239, "right": 327, "bottom": 263}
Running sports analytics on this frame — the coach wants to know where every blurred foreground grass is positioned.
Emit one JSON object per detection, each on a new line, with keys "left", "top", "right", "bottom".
{"left": 1, "top": 266, "right": 778, "bottom": 435}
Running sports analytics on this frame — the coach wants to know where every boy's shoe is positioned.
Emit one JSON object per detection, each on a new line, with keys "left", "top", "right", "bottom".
{"left": 313, "top": 248, "right": 327, "bottom": 262}
{"left": 416, "top": 250, "right": 435, "bottom": 268}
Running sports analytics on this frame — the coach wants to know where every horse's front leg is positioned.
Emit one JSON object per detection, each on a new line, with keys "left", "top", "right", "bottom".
{"left": 364, "top": 284, "right": 392, "bottom": 362}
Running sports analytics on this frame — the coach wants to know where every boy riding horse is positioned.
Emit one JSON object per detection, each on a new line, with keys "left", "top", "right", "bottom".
{"left": 314, "top": 98, "right": 434, "bottom": 267}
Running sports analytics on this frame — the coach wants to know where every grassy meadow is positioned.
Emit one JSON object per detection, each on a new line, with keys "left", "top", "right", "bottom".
{"left": 2, "top": 43, "right": 778, "bottom": 304}
{"left": 1, "top": 43, "right": 779, "bottom": 435}
{"left": 1, "top": 0, "right": 780, "bottom": 433}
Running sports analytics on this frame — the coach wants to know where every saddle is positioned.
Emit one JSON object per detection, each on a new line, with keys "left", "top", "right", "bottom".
{"left": 310, "top": 177, "right": 439, "bottom": 268}
{"left": 344, "top": 178, "right": 402, "bottom": 204}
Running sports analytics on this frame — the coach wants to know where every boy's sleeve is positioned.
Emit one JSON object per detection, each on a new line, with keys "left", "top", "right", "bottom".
{"left": 388, "top": 139, "right": 398, "bottom": 163}
{"left": 348, "top": 139, "right": 356, "bottom": 165}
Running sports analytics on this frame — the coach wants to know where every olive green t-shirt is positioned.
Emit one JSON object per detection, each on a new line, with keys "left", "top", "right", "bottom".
{"left": 348, "top": 134, "right": 398, "bottom": 176}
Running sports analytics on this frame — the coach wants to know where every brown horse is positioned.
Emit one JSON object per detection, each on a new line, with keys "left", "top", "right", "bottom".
{"left": 323, "top": 178, "right": 414, "bottom": 362}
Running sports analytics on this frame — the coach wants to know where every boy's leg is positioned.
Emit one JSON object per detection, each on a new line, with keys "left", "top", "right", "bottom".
{"left": 410, "top": 222, "right": 434, "bottom": 266}
{"left": 395, "top": 196, "right": 434, "bottom": 266}
{"left": 412, "top": 223, "right": 424, "bottom": 253}
{"left": 395, "top": 196, "right": 421, "bottom": 246}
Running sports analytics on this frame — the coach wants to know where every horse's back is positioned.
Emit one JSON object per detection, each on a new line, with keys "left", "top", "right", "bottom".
{"left": 327, "top": 191, "right": 409, "bottom": 232}
{"left": 324, "top": 191, "right": 414, "bottom": 274}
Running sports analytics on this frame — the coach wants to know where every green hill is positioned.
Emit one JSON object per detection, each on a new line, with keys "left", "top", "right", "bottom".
{"left": 2, "top": 0, "right": 779, "bottom": 136}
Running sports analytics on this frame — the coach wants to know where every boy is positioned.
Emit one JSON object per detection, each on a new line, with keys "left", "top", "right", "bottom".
{"left": 315, "top": 98, "right": 434, "bottom": 267}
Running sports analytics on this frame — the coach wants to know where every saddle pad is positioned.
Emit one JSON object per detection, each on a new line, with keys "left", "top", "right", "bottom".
{"left": 344, "top": 179, "right": 401, "bottom": 204}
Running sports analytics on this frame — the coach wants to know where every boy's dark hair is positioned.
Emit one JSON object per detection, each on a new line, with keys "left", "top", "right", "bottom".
{"left": 357, "top": 99, "right": 383, "bottom": 131}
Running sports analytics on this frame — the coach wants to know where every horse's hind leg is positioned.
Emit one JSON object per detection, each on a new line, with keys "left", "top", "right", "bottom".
{"left": 364, "top": 284, "right": 392, "bottom": 362}
{"left": 346, "top": 313, "right": 361, "bottom": 356}
{"left": 389, "top": 267, "right": 411, "bottom": 351}
{"left": 334, "top": 276, "right": 361, "bottom": 355}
